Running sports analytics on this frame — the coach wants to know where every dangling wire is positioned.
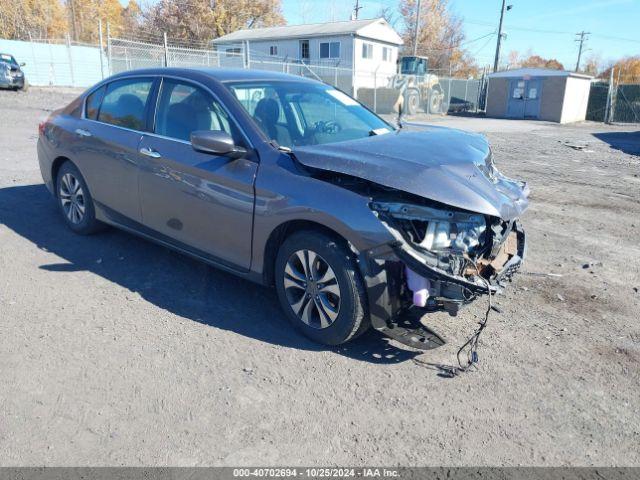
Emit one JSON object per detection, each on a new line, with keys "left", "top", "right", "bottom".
{"left": 415, "top": 261, "right": 493, "bottom": 377}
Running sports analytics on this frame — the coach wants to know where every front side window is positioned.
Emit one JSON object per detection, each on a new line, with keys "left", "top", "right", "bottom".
{"left": 362, "top": 43, "right": 373, "bottom": 59}
{"left": 98, "top": 78, "right": 153, "bottom": 130}
{"left": 155, "top": 79, "right": 238, "bottom": 144}
{"left": 320, "top": 42, "right": 340, "bottom": 59}
{"left": 85, "top": 85, "right": 106, "bottom": 120}
{"left": 227, "top": 81, "right": 392, "bottom": 149}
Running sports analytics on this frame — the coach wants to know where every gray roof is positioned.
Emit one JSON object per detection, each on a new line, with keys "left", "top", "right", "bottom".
{"left": 488, "top": 68, "right": 592, "bottom": 79}
{"left": 213, "top": 18, "right": 403, "bottom": 45}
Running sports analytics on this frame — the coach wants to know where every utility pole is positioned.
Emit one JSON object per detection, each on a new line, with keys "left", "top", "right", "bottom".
{"left": 493, "top": 0, "right": 512, "bottom": 72}
{"left": 412, "top": 0, "right": 422, "bottom": 56}
{"left": 352, "top": 0, "right": 363, "bottom": 20}
{"left": 575, "top": 31, "right": 590, "bottom": 72}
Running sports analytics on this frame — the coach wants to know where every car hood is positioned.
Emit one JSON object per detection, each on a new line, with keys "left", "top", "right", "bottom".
{"left": 293, "top": 126, "right": 529, "bottom": 220}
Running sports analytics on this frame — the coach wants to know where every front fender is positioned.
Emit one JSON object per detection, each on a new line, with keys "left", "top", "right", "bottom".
{"left": 250, "top": 151, "right": 395, "bottom": 277}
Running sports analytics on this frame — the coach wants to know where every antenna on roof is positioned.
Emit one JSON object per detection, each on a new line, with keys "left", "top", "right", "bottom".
{"left": 351, "top": 0, "right": 363, "bottom": 20}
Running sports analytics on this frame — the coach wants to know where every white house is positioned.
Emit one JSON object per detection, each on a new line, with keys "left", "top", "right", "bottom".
{"left": 212, "top": 18, "right": 404, "bottom": 93}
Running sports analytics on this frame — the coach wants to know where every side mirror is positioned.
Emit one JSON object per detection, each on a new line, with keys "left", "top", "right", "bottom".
{"left": 190, "top": 130, "right": 247, "bottom": 159}
{"left": 19, "top": 62, "right": 25, "bottom": 67}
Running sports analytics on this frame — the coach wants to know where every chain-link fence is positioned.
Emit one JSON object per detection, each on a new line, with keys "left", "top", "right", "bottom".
{"left": 586, "top": 71, "right": 640, "bottom": 124}
{"left": 0, "top": 36, "right": 106, "bottom": 87}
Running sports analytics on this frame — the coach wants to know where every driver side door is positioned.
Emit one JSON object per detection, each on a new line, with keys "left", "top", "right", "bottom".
{"left": 137, "top": 77, "right": 258, "bottom": 271}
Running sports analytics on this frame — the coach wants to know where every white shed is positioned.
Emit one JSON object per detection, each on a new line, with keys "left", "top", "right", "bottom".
{"left": 486, "top": 68, "right": 593, "bottom": 123}
{"left": 212, "top": 18, "right": 403, "bottom": 94}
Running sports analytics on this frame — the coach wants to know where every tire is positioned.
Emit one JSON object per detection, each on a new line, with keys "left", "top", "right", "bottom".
{"left": 275, "top": 231, "right": 370, "bottom": 346}
{"left": 405, "top": 89, "right": 419, "bottom": 115}
{"left": 20, "top": 79, "right": 28, "bottom": 92}
{"left": 55, "top": 161, "right": 103, "bottom": 235}
{"left": 428, "top": 88, "right": 444, "bottom": 114}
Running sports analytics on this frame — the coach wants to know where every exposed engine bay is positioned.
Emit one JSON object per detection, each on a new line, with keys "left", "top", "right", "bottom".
{"left": 370, "top": 200, "right": 526, "bottom": 317}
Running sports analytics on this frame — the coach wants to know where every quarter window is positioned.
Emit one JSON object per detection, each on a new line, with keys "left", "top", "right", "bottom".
{"left": 85, "top": 85, "right": 106, "bottom": 120}
{"left": 362, "top": 43, "right": 373, "bottom": 59}
{"left": 97, "top": 78, "right": 153, "bottom": 130}
{"left": 155, "top": 79, "right": 236, "bottom": 144}
{"left": 320, "top": 42, "right": 340, "bottom": 59}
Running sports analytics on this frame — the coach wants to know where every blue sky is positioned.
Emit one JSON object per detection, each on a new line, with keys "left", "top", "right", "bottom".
{"left": 282, "top": 0, "right": 640, "bottom": 68}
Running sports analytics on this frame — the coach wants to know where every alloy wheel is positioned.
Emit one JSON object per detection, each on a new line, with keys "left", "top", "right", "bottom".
{"left": 283, "top": 249, "right": 341, "bottom": 329}
{"left": 59, "top": 173, "right": 85, "bottom": 224}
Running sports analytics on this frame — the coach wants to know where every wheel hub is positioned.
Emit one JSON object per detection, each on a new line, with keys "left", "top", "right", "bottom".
{"left": 283, "top": 249, "right": 341, "bottom": 329}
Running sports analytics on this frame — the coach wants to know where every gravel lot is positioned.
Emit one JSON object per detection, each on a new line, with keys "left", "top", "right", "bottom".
{"left": 1, "top": 87, "right": 639, "bottom": 466}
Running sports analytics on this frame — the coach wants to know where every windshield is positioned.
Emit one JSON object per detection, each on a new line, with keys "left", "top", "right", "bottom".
{"left": 226, "top": 81, "right": 393, "bottom": 149}
{"left": 0, "top": 54, "right": 18, "bottom": 67}
{"left": 400, "top": 57, "right": 426, "bottom": 75}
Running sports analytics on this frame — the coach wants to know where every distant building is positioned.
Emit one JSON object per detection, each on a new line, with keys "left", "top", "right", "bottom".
{"left": 212, "top": 18, "right": 403, "bottom": 93}
{"left": 486, "top": 68, "right": 593, "bottom": 123}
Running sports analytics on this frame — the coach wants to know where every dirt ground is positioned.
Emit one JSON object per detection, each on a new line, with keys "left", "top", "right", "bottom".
{"left": 1, "top": 87, "right": 639, "bottom": 466}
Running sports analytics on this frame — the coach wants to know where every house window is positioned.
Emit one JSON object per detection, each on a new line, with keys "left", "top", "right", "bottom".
{"left": 269, "top": 45, "right": 278, "bottom": 56}
{"left": 362, "top": 42, "right": 373, "bottom": 59}
{"left": 300, "top": 40, "right": 310, "bottom": 60}
{"left": 225, "top": 48, "right": 241, "bottom": 57}
{"left": 320, "top": 41, "right": 340, "bottom": 59}
{"left": 382, "top": 47, "right": 392, "bottom": 62}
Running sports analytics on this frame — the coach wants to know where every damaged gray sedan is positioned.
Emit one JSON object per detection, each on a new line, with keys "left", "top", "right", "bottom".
{"left": 38, "top": 68, "right": 528, "bottom": 350}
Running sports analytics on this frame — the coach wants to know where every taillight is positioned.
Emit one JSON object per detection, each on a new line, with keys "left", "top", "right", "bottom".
{"left": 38, "top": 121, "right": 46, "bottom": 136}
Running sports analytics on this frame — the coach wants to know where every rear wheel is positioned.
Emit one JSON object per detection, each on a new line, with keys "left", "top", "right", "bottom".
{"left": 56, "top": 162, "right": 103, "bottom": 235}
{"left": 275, "top": 231, "right": 369, "bottom": 345}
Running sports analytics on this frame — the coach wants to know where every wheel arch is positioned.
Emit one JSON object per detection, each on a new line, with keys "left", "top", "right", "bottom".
{"left": 51, "top": 156, "right": 73, "bottom": 195}
{"left": 262, "top": 219, "right": 356, "bottom": 286}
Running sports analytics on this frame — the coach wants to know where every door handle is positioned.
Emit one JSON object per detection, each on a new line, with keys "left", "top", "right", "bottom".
{"left": 75, "top": 128, "right": 92, "bottom": 138}
{"left": 139, "top": 147, "right": 161, "bottom": 158}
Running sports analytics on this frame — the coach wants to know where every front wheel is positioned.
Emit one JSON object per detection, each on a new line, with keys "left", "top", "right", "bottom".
{"left": 275, "top": 231, "right": 369, "bottom": 345}
{"left": 56, "top": 161, "right": 103, "bottom": 234}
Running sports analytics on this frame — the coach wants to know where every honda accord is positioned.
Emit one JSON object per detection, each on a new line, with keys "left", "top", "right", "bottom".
{"left": 38, "top": 68, "right": 528, "bottom": 350}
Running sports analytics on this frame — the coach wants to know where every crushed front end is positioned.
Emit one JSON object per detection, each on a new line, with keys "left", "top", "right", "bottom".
{"left": 371, "top": 201, "right": 526, "bottom": 316}
{"left": 360, "top": 194, "right": 527, "bottom": 351}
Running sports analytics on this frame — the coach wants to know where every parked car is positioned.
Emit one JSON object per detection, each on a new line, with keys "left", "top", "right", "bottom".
{"left": 0, "top": 53, "right": 27, "bottom": 91}
{"left": 37, "top": 68, "right": 528, "bottom": 348}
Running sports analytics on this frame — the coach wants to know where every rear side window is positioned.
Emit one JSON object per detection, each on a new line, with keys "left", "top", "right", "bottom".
{"left": 85, "top": 86, "right": 106, "bottom": 120}
{"left": 98, "top": 78, "right": 153, "bottom": 131}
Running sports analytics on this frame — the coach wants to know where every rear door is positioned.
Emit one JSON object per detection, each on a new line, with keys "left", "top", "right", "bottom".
{"left": 80, "top": 77, "right": 155, "bottom": 222}
{"left": 137, "top": 77, "right": 258, "bottom": 271}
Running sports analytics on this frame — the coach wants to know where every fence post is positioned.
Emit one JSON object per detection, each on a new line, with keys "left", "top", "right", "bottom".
{"left": 163, "top": 32, "right": 169, "bottom": 67}
{"left": 65, "top": 33, "right": 75, "bottom": 87}
{"left": 27, "top": 32, "right": 40, "bottom": 84}
{"left": 106, "top": 22, "right": 112, "bottom": 75}
{"left": 373, "top": 71, "right": 378, "bottom": 113}
{"left": 604, "top": 68, "right": 615, "bottom": 124}
{"left": 98, "top": 19, "right": 105, "bottom": 79}
{"left": 464, "top": 78, "right": 469, "bottom": 107}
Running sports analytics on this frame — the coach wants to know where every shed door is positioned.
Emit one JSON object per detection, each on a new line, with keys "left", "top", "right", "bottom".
{"left": 523, "top": 78, "right": 541, "bottom": 118}
{"left": 507, "top": 78, "right": 542, "bottom": 119}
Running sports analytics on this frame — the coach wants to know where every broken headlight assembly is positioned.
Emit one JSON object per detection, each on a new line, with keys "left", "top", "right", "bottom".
{"left": 370, "top": 200, "right": 524, "bottom": 317}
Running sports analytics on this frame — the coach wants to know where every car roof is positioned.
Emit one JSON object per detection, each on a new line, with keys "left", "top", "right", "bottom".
{"left": 109, "top": 67, "right": 322, "bottom": 85}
